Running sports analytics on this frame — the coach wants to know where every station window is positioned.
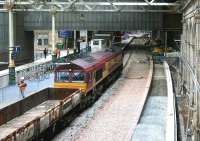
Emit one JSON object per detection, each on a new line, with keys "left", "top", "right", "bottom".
{"left": 95, "top": 69, "right": 103, "bottom": 82}
{"left": 44, "top": 39, "right": 48, "bottom": 45}
{"left": 37, "top": 39, "right": 42, "bottom": 46}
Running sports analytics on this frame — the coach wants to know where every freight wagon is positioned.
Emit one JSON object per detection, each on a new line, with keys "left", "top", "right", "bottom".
{"left": 0, "top": 88, "right": 81, "bottom": 141}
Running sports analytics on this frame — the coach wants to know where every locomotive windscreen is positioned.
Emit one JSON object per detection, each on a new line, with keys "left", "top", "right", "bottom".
{"left": 55, "top": 71, "right": 85, "bottom": 83}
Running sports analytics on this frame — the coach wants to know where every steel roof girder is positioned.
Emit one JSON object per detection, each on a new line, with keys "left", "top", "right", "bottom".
{"left": 0, "top": 1, "right": 179, "bottom": 6}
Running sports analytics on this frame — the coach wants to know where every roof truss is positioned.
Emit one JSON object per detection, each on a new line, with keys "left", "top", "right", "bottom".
{"left": 0, "top": 0, "right": 180, "bottom": 13}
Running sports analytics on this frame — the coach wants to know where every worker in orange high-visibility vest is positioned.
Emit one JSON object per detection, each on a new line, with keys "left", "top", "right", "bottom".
{"left": 18, "top": 77, "right": 27, "bottom": 98}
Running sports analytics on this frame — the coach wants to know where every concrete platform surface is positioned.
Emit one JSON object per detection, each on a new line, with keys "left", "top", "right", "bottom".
{"left": 0, "top": 74, "right": 54, "bottom": 108}
{"left": 132, "top": 64, "right": 168, "bottom": 141}
{"left": 0, "top": 50, "right": 71, "bottom": 107}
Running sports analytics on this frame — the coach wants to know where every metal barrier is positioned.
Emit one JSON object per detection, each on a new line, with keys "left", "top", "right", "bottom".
{"left": 34, "top": 52, "right": 43, "bottom": 61}
{"left": 0, "top": 60, "right": 54, "bottom": 89}
{"left": 16, "top": 63, "right": 53, "bottom": 82}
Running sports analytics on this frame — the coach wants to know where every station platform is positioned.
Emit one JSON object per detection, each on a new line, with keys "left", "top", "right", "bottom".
{"left": 0, "top": 50, "right": 71, "bottom": 82}
{"left": 0, "top": 50, "right": 70, "bottom": 108}
{"left": 133, "top": 62, "right": 176, "bottom": 141}
{"left": 0, "top": 74, "right": 54, "bottom": 108}
{"left": 131, "top": 64, "right": 167, "bottom": 141}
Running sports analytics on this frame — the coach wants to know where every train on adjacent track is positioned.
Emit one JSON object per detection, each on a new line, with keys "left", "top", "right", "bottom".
{"left": 0, "top": 47, "right": 124, "bottom": 141}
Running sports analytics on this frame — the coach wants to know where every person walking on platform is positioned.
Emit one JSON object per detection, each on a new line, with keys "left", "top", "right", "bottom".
{"left": 56, "top": 49, "right": 61, "bottom": 58}
{"left": 18, "top": 77, "right": 27, "bottom": 98}
{"left": 43, "top": 48, "right": 48, "bottom": 59}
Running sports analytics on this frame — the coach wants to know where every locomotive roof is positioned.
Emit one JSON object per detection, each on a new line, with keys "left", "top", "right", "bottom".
{"left": 71, "top": 50, "right": 120, "bottom": 71}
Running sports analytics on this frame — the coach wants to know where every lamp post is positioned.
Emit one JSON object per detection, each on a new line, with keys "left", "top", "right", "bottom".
{"left": 74, "top": 30, "right": 77, "bottom": 54}
{"left": 7, "top": 0, "right": 16, "bottom": 84}
{"left": 50, "top": 4, "right": 57, "bottom": 63}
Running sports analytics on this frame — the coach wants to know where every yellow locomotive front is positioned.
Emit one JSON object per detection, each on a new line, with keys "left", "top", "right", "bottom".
{"left": 54, "top": 63, "right": 87, "bottom": 92}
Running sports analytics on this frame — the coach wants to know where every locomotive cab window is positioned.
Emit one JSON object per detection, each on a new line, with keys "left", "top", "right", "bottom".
{"left": 95, "top": 69, "right": 103, "bottom": 82}
{"left": 56, "top": 72, "right": 70, "bottom": 82}
{"left": 72, "top": 72, "right": 85, "bottom": 82}
{"left": 55, "top": 71, "right": 85, "bottom": 82}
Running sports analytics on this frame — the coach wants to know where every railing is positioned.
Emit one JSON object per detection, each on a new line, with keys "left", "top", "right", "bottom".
{"left": 16, "top": 63, "right": 53, "bottom": 82}
{"left": 0, "top": 59, "right": 54, "bottom": 88}
{"left": 34, "top": 52, "right": 44, "bottom": 61}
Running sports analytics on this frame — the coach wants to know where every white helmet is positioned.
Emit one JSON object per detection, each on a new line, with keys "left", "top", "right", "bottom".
{"left": 20, "top": 77, "right": 25, "bottom": 81}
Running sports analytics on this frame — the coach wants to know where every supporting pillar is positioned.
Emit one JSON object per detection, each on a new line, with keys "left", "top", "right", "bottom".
{"left": 8, "top": 0, "right": 15, "bottom": 84}
{"left": 164, "top": 31, "right": 168, "bottom": 57}
{"left": 109, "top": 39, "right": 112, "bottom": 48}
{"left": 51, "top": 7, "right": 57, "bottom": 62}
{"left": 80, "top": 30, "right": 87, "bottom": 53}
{"left": 74, "top": 30, "right": 76, "bottom": 54}
{"left": 85, "top": 30, "right": 88, "bottom": 45}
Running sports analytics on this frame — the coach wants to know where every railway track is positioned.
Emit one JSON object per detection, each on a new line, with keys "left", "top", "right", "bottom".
{"left": 53, "top": 49, "right": 152, "bottom": 141}
{"left": 123, "top": 50, "right": 134, "bottom": 68}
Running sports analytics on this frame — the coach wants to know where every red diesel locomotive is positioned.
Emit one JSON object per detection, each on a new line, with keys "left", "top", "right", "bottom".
{"left": 54, "top": 48, "right": 123, "bottom": 104}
